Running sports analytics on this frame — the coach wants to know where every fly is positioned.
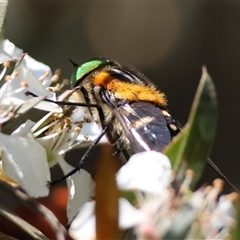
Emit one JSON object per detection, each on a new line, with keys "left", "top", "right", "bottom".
{"left": 26, "top": 57, "right": 238, "bottom": 193}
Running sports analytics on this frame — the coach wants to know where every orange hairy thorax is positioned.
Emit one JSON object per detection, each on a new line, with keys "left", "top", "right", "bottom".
{"left": 92, "top": 72, "right": 167, "bottom": 107}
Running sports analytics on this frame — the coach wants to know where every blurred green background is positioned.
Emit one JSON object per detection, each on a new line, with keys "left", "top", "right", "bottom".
{"left": 4, "top": 2, "right": 240, "bottom": 191}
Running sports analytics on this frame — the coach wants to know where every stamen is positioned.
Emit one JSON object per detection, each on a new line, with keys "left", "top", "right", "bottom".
{"left": 3, "top": 61, "right": 10, "bottom": 68}
{"left": 11, "top": 71, "right": 19, "bottom": 78}
{"left": 21, "top": 81, "right": 29, "bottom": 88}
{"left": 39, "top": 71, "right": 49, "bottom": 81}
{"left": 51, "top": 75, "right": 59, "bottom": 83}
{"left": 51, "top": 69, "right": 61, "bottom": 82}
{"left": 40, "top": 127, "right": 66, "bottom": 140}
{"left": 31, "top": 112, "right": 53, "bottom": 132}
{"left": 58, "top": 141, "right": 82, "bottom": 155}
{"left": 56, "top": 113, "right": 64, "bottom": 119}
{"left": 8, "top": 112, "right": 15, "bottom": 119}
{"left": 4, "top": 75, "right": 11, "bottom": 81}
{"left": 213, "top": 178, "right": 224, "bottom": 192}
{"left": 52, "top": 128, "right": 68, "bottom": 152}
{"left": 59, "top": 79, "right": 70, "bottom": 89}
{"left": 58, "top": 130, "right": 81, "bottom": 155}
{"left": 64, "top": 117, "right": 72, "bottom": 125}
{"left": 179, "top": 169, "right": 195, "bottom": 193}
{"left": 75, "top": 126, "right": 81, "bottom": 133}
{"left": 47, "top": 84, "right": 61, "bottom": 92}
{"left": 65, "top": 124, "right": 72, "bottom": 130}
{"left": 33, "top": 120, "right": 58, "bottom": 137}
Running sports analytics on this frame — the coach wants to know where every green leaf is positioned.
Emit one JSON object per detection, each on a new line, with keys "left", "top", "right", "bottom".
{"left": 231, "top": 201, "right": 240, "bottom": 239}
{"left": 0, "top": 0, "right": 8, "bottom": 39}
{"left": 163, "top": 67, "right": 217, "bottom": 185}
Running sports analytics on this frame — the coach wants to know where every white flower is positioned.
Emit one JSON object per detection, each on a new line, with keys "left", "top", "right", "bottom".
{"left": 32, "top": 111, "right": 107, "bottom": 222}
{"left": 116, "top": 151, "right": 172, "bottom": 194}
{"left": 0, "top": 103, "right": 107, "bottom": 200}
{"left": 0, "top": 40, "right": 106, "bottom": 201}
{"left": 0, "top": 39, "right": 62, "bottom": 113}
{"left": 67, "top": 151, "right": 238, "bottom": 240}
{"left": 34, "top": 112, "right": 105, "bottom": 220}
{"left": 68, "top": 151, "right": 172, "bottom": 239}
{"left": 0, "top": 39, "right": 52, "bottom": 85}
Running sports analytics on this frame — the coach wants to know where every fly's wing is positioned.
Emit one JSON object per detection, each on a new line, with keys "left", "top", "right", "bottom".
{"left": 112, "top": 101, "right": 178, "bottom": 154}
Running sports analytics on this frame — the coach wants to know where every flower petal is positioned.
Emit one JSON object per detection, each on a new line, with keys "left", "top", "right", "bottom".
{"left": 119, "top": 198, "right": 145, "bottom": 229}
{"left": 0, "top": 40, "right": 62, "bottom": 113}
{"left": 58, "top": 157, "right": 95, "bottom": 222}
{"left": 0, "top": 64, "right": 62, "bottom": 112}
{"left": 1, "top": 39, "right": 23, "bottom": 59}
{"left": 69, "top": 198, "right": 144, "bottom": 240}
{"left": 116, "top": 151, "right": 172, "bottom": 194}
{"left": 69, "top": 201, "right": 96, "bottom": 240}
{"left": 11, "top": 119, "right": 35, "bottom": 136}
{"left": 23, "top": 55, "right": 52, "bottom": 86}
{"left": 0, "top": 132, "right": 50, "bottom": 197}
{"left": 1, "top": 39, "right": 52, "bottom": 84}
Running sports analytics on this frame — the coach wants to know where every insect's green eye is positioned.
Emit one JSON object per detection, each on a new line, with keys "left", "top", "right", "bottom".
{"left": 71, "top": 59, "right": 109, "bottom": 87}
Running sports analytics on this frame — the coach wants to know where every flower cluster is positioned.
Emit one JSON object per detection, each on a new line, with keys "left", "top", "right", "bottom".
{"left": 0, "top": 40, "right": 104, "bottom": 198}
{"left": 68, "top": 151, "right": 238, "bottom": 240}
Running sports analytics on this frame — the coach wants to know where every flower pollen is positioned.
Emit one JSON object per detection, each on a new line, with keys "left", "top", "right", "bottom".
{"left": 20, "top": 81, "right": 29, "bottom": 88}
{"left": 51, "top": 69, "right": 61, "bottom": 82}
{"left": 32, "top": 112, "right": 82, "bottom": 166}
{"left": 38, "top": 71, "right": 49, "bottom": 82}
{"left": 75, "top": 126, "right": 81, "bottom": 133}
{"left": 63, "top": 79, "right": 70, "bottom": 85}
{"left": 7, "top": 112, "right": 15, "bottom": 119}
{"left": 4, "top": 75, "right": 11, "bottom": 81}
{"left": 3, "top": 61, "right": 10, "bottom": 68}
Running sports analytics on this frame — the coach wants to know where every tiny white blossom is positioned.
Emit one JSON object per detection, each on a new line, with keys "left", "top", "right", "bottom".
{"left": 68, "top": 151, "right": 172, "bottom": 239}
{"left": 67, "top": 151, "right": 238, "bottom": 240}
{"left": 116, "top": 151, "right": 172, "bottom": 194}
